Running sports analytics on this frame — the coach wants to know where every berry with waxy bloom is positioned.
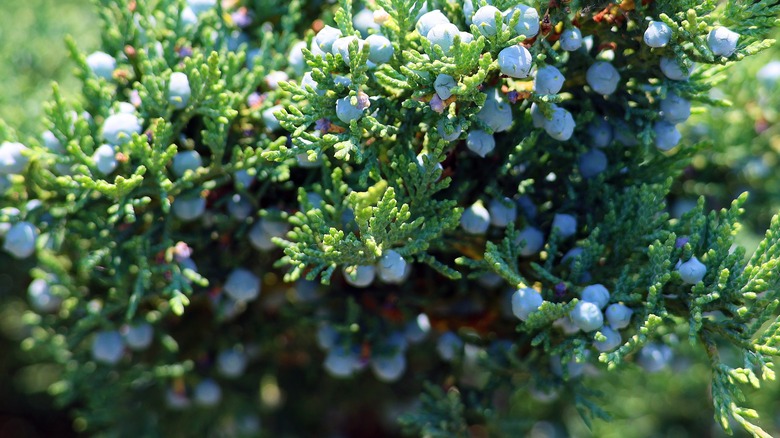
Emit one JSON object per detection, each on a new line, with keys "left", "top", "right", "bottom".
{"left": 416, "top": 10, "right": 450, "bottom": 38}
{"left": 708, "top": 26, "right": 739, "bottom": 57}
{"left": 638, "top": 343, "right": 673, "bottom": 372}
{"left": 28, "top": 278, "right": 61, "bottom": 313}
{"left": 551, "top": 213, "right": 577, "bottom": 238}
{"left": 472, "top": 5, "right": 503, "bottom": 37}
{"left": 677, "top": 256, "right": 707, "bottom": 284}
{"left": 92, "top": 144, "right": 118, "bottom": 175}
{"left": 653, "top": 120, "right": 681, "bottom": 151}
{"left": 543, "top": 106, "right": 575, "bottom": 141}
{"left": 123, "top": 323, "right": 153, "bottom": 351}
{"left": 515, "top": 226, "right": 544, "bottom": 256}
{"left": 660, "top": 57, "right": 694, "bottom": 81}
{"left": 0, "top": 142, "right": 30, "bottom": 175}
{"left": 223, "top": 268, "right": 261, "bottom": 302}
{"left": 460, "top": 202, "right": 490, "bottom": 234}
{"left": 570, "top": 301, "right": 604, "bottom": 332}
{"left": 579, "top": 149, "right": 607, "bottom": 178}
{"left": 581, "top": 284, "right": 610, "bottom": 309}
{"left": 343, "top": 265, "right": 375, "bottom": 287}
{"left": 504, "top": 4, "right": 539, "bottom": 38}
{"left": 512, "top": 287, "right": 544, "bottom": 321}
{"left": 426, "top": 23, "right": 461, "bottom": 55}
{"left": 217, "top": 348, "right": 248, "bottom": 378}
{"left": 586, "top": 61, "right": 620, "bottom": 95}
{"left": 594, "top": 326, "right": 622, "bottom": 352}
{"left": 644, "top": 21, "right": 672, "bottom": 48}
{"left": 86, "top": 51, "right": 116, "bottom": 80}
{"left": 488, "top": 197, "right": 517, "bottom": 227}
{"left": 434, "top": 74, "right": 457, "bottom": 100}
{"left": 437, "top": 116, "right": 462, "bottom": 141}
{"left": 3, "top": 221, "right": 37, "bottom": 259}
{"left": 588, "top": 118, "right": 613, "bottom": 148}
{"left": 660, "top": 93, "right": 691, "bottom": 124}
{"left": 606, "top": 303, "right": 633, "bottom": 329}
{"left": 534, "top": 65, "right": 565, "bottom": 94}
{"left": 436, "top": 331, "right": 463, "bottom": 361}
{"left": 102, "top": 113, "right": 142, "bottom": 145}
{"left": 377, "top": 249, "right": 407, "bottom": 283}
{"left": 476, "top": 88, "right": 513, "bottom": 132}
{"left": 314, "top": 25, "right": 342, "bottom": 52}
{"left": 559, "top": 28, "right": 582, "bottom": 51}
{"left": 92, "top": 331, "right": 125, "bottom": 364}
{"left": 172, "top": 195, "right": 206, "bottom": 221}
{"left": 172, "top": 150, "right": 202, "bottom": 177}
{"left": 365, "top": 34, "right": 394, "bottom": 64}
{"left": 466, "top": 130, "right": 495, "bottom": 157}
{"left": 168, "top": 72, "right": 191, "bottom": 109}
{"left": 497, "top": 45, "right": 533, "bottom": 78}
{"left": 194, "top": 379, "right": 222, "bottom": 407}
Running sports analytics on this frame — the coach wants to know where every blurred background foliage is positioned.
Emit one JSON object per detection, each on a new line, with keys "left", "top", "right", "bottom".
{"left": 0, "top": 1, "right": 778, "bottom": 437}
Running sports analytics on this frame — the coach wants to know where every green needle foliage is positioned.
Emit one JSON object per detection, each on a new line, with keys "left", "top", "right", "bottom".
{"left": 1, "top": 0, "right": 780, "bottom": 436}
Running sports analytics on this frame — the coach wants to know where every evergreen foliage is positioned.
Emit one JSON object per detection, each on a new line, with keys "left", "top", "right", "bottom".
{"left": 2, "top": 0, "right": 780, "bottom": 436}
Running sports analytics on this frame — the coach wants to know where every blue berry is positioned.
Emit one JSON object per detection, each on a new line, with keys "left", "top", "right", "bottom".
{"left": 643, "top": 21, "right": 672, "bottom": 48}
{"left": 578, "top": 149, "right": 607, "bottom": 178}
{"left": 331, "top": 36, "right": 364, "bottom": 65}
{"left": 353, "top": 8, "right": 380, "bottom": 37}
{"left": 534, "top": 65, "right": 565, "bottom": 94}
{"left": 324, "top": 345, "right": 361, "bottom": 378}
{"left": 426, "top": 23, "right": 461, "bottom": 55}
{"left": 92, "top": 330, "right": 125, "bottom": 364}
{"left": 660, "top": 57, "right": 693, "bottom": 81}
{"left": 677, "top": 256, "right": 706, "bottom": 284}
{"left": 265, "top": 71, "right": 289, "bottom": 90}
{"left": 249, "top": 219, "right": 288, "bottom": 251}
{"left": 42, "top": 130, "right": 64, "bottom": 153}
{"left": 570, "top": 301, "right": 604, "bottom": 332}
{"left": 86, "top": 51, "right": 116, "bottom": 80}
{"left": 102, "top": 113, "right": 142, "bottom": 145}
{"left": 434, "top": 74, "right": 457, "bottom": 100}
{"left": 511, "top": 287, "right": 543, "bottom": 321}
{"left": 559, "top": 28, "right": 582, "bottom": 51}
{"left": 638, "top": 343, "right": 673, "bottom": 372}
{"left": 224, "top": 268, "right": 261, "bottom": 302}
{"left": 172, "top": 150, "right": 202, "bottom": 177}
{"left": 498, "top": 45, "right": 533, "bottom": 78}
{"left": 181, "top": 6, "right": 198, "bottom": 26}
{"left": 416, "top": 10, "right": 450, "bottom": 38}
{"left": 660, "top": 93, "right": 691, "bottom": 124}
{"left": 515, "top": 226, "right": 544, "bottom": 256}
{"left": 543, "top": 106, "right": 575, "bottom": 141}
{"left": 28, "top": 278, "right": 61, "bottom": 313}
{"left": 3, "top": 221, "right": 37, "bottom": 259}
{"left": 317, "top": 324, "right": 339, "bottom": 350}
{"left": 581, "top": 284, "right": 610, "bottom": 309}
{"left": 168, "top": 72, "right": 191, "bottom": 109}
{"left": 234, "top": 169, "right": 255, "bottom": 188}
{"left": 551, "top": 213, "right": 577, "bottom": 238}
{"left": 0, "top": 142, "right": 30, "bottom": 175}
{"left": 404, "top": 314, "right": 431, "bottom": 344}
{"left": 653, "top": 120, "right": 681, "bottom": 151}
{"left": 92, "top": 144, "right": 118, "bottom": 175}
{"left": 314, "top": 25, "right": 342, "bottom": 53}
{"left": 172, "top": 195, "right": 206, "bottom": 221}
{"left": 586, "top": 61, "right": 620, "bottom": 95}
{"left": 187, "top": 0, "right": 216, "bottom": 15}
{"left": 436, "top": 331, "right": 463, "bottom": 361}
{"left": 504, "top": 5, "right": 539, "bottom": 38}
{"left": 227, "top": 194, "right": 253, "bottom": 220}
{"left": 262, "top": 104, "right": 283, "bottom": 131}
{"left": 194, "top": 379, "right": 222, "bottom": 407}
{"left": 217, "top": 348, "right": 248, "bottom": 378}
{"left": 488, "top": 197, "right": 517, "bottom": 227}
{"left": 460, "top": 202, "right": 490, "bottom": 234}
{"left": 123, "top": 323, "right": 153, "bottom": 351}
{"left": 466, "top": 130, "right": 495, "bottom": 157}
{"left": 343, "top": 265, "right": 376, "bottom": 287}
{"left": 336, "top": 96, "right": 365, "bottom": 123}
{"left": 476, "top": 89, "right": 513, "bottom": 132}
{"left": 365, "top": 34, "right": 394, "bottom": 64}
{"left": 287, "top": 41, "right": 307, "bottom": 76}
{"left": 587, "top": 118, "right": 613, "bottom": 147}
{"left": 593, "top": 326, "right": 622, "bottom": 352}
{"left": 530, "top": 102, "right": 548, "bottom": 128}
{"left": 472, "top": 5, "right": 503, "bottom": 37}
{"left": 708, "top": 26, "right": 739, "bottom": 57}
{"left": 757, "top": 61, "right": 780, "bottom": 87}
{"left": 370, "top": 352, "right": 406, "bottom": 382}
{"left": 437, "top": 116, "right": 462, "bottom": 141}
{"left": 459, "top": 31, "right": 474, "bottom": 44}
{"left": 605, "top": 303, "right": 633, "bottom": 329}
{"left": 377, "top": 249, "right": 407, "bottom": 283}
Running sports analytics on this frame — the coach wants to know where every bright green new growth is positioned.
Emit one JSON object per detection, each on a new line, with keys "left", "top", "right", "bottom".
{"left": 2, "top": 0, "right": 780, "bottom": 436}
